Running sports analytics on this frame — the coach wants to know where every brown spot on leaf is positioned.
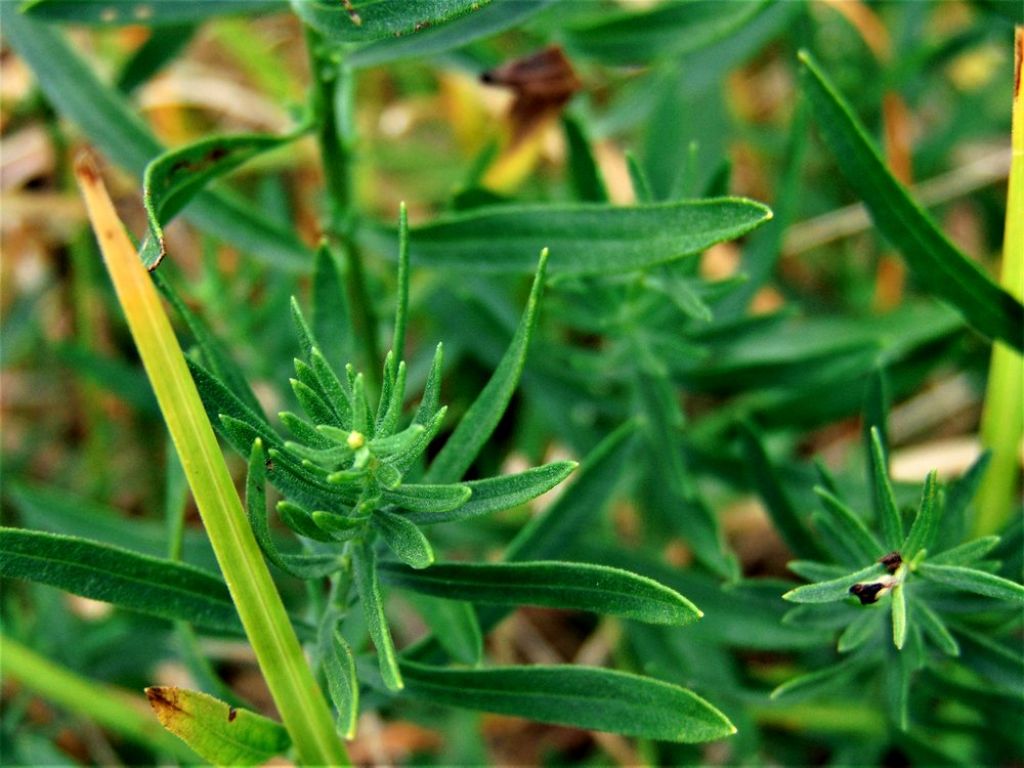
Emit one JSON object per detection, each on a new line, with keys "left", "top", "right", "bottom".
{"left": 228, "top": 707, "right": 237, "bottom": 722}
{"left": 73, "top": 152, "right": 101, "bottom": 185}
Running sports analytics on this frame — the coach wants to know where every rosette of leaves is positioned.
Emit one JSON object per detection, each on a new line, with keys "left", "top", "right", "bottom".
{"left": 768, "top": 414, "right": 1024, "bottom": 747}
{"left": 183, "top": 209, "right": 733, "bottom": 744}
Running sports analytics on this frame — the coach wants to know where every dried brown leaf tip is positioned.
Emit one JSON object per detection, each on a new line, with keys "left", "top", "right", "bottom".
{"left": 849, "top": 581, "right": 888, "bottom": 605}
{"left": 481, "top": 45, "right": 581, "bottom": 148}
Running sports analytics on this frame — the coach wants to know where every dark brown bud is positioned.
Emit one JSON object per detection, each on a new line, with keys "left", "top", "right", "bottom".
{"left": 849, "top": 582, "right": 886, "bottom": 605}
{"left": 879, "top": 551, "right": 902, "bottom": 573}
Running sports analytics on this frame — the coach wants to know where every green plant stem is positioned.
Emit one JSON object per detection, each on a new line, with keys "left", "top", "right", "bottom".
{"left": 975, "top": 28, "right": 1023, "bottom": 536}
{"left": 75, "top": 159, "right": 349, "bottom": 767}
{"left": 0, "top": 633, "right": 198, "bottom": 762}
{"left": 305, "top": 27, "right": 380, "bottom": 390}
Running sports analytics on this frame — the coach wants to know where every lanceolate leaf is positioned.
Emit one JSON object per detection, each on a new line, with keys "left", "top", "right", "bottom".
{"left": 404, "top": 461, "right": 577, "bottom": 524}
{"left": 379, "top": 560, "right": 702, "bottom": 626}
{"left": 145, "top": 687, "right": 290, "bottom": 767}
{"left": 799, "top": 51, "right": 1024, "bottom": 350}
{"left": 813, "top": 488, "right": 885, "bottom": 563}
{"left": 23, "top": 0, "right": 284, "bottom": 25}
{"left": 426, "top": 251, "right": 548, "bottom": 483}
{"left": 891, "top": 584, "right": 907, "bottom": 650}
{"left": 771, "top": 652, "right": 877, "bottom": 701}
{"left": 0, "top": 528, "right": 244, "bottom": 635}
{"left": 917, "top": 563, "right": 1024, "bottom": 603}
{"left": 929, "top": 536, "right": 1001, "bottom": 566}
{"left": 561, "top": 0, "right": 771, "bottom": 65}
{"left": 373, "top": 510, "right": 435, "bottom": 569}
{"left": 869, "top": 427, "right": 904, "bottom": 550}
{"left": 365, "top": 200, "right": 770, "bottom": 275}
{"left": 0, "top": 7, "right": 310, "bottom": 271}
{"left": 902, "top": 471, "right": 941, "bottom": 558}
{"left": 323, "top": 631, "right": 359, "bottom": 740}
{"left": 142, "top": 128, "right": 310, "bottom": 269}
{"left": 405, "top": 593, "right": 483, "bottom": 665}
{"left": 348, "top": 0, "right": 557, "bottom": 69}
{"left": 382, "top": 484, "right": 472, "bottom": 515}
{"left": 293, "top": 0, "right": 484, "bottom": 43}
{"left": 352, "top": 539, "right": 404, "bottom": 691}
{"left": 393, "top": 662, "right": 736, "bottom": 743}
{"left": 783, "top": 563, "right": 887, "bottom": 604}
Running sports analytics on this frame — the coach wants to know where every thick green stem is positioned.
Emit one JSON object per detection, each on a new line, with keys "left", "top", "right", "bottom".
{"left": 75, "top": 159, "right": 349, "bottom": 767}
{"left": 975, "top": 28, "right": 1023, "bottom": 536}
{"left": 305, "top": 27, "right": 380, "bottom": 389}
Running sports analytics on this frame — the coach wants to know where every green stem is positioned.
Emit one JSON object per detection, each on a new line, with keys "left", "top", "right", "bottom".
{"left": 75, "top": 160, "right": 349, "bottom": 767}
{"left": 975, "top": 29, "right": 1023, "bottom": 537}
{"left": 305, "top": 27, "right": 380, "bottom": 389}
{"left": 0, "top": 633, "right": 198, "bottom": 762}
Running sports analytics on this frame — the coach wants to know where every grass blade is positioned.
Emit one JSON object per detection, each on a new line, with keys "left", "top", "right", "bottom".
{"left": 379, "top": 560, "right": 702, "bottom": 626}
{"left": 799, "top": 50, "right": 1024, "bottom": 350}
{"left": 74, "top": 160, "right": 346, "bottom": 766}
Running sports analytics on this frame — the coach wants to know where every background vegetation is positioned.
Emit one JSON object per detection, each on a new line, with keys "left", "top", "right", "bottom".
{"left": 1, "top": 1, "right": 1022, "bottom": 766}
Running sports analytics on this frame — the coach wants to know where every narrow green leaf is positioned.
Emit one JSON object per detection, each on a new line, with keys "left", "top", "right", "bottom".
{"left": 380, "top": 560, "right": 701, "bottom": 626}
{"left": 404, "top": 461, "right": 577, "bottom": 525}
{"left": 929, "top": 536, "right": 1001, "bottom": 566}
{"left": 391, "top": 203, "right": 411, "bottom": 367}
{"left": 861, "top": 368, "right": 890, "bottom": 475}
{"left": 393, "top": 661, "right": 736, "bottom": 743}
{"left": 312, "top": 244, "right": 354, "bottom": 372}
{"left": 814, "top": 488, "right": 885, "bottom": 563}
{"left": 426, "top": 251, "right": 548, "bottom": 482}
{"left": 143, "top": 129, "right": 309, "bottom": 269}
{"left": 369, "top": 201, "right": 770, "bottom": 275}
{"left": 563, "top": 115, "right": 609, "bottom": 203}
{"left": 917, "top": 563, "right": 1024, "bottom": 602}
{"left": 145, "top": 687, "right": 290, "bottom": 767}
{"left": 914, "top": 601, "right": 959, "bottom": 656}
{"left": 885, "top": 649, "right": 912, "bottom": 731}
{"left": 293, "top": 0, "right": 484, "bottom": 43}
{"left": 24, "top": 0, "right": 283, "bottom": 24}
{"left": 373, "top": 510, "right": 434, "bottom": 569}
{"left": 347, "top": 0, "right": 556, "bottom": 68}
{"left": 323, "top": 630, "right": 359, "bottom": 740}
{"left": 189, "top": 359, "right": 281, "bottom": 454}
{"left": 869, "top": 427, "right": 904, "bottom": 550}
{"left": 562, "top": 0, "right": 771, "bottom": 65}
{"left": 771, "top": 652, "right": 877, "bottom": 701}
{"left": 246, "top": 440, "right": 344, "bottom": 579}
{"left": 413, "top": 343, "right": 444, "bottom": 426}
{"left": 1, "top": 7, "right": 311, "bottom": 272}
{"left": 837, "top": 610, "right": 881, "bottom": 653}
{"left": 939, "top": 451, "right": 991, "bottom": 549}
{"left": 799, "top": 51, "right": 1024, "bottom": 350}
{"left": 739, "top": 422, "right": 825, "bottom": 559}
{"left": 310, "top": 511, "right": 363, "bottom": 542}
{"left": 382, "top": 483, "right": 471, "bottom": 515}
{"left": 787, "top": 560, "right": 848, "bottom": 582}
{"left": 903, "top": 471, "right": 941, "bottom": 558}
{"left": 626, "top": 151, "right": 653, "bottom": 203}
{"left": 0, "top": 528, "right": 244, "bottom": 635}
{"left": 116, "top": 23, "right": 195, "bottom": 93}
{"left": 783, "top": 563, "right": 886, "bottom": 604}
{"left": 404, "top": 594, "right": 482, "bottom": 666}
{"left": 891, "top": 584, "right": 907, "bottom": 650}
{"left": 352, "top": 538, "right": 403, "bottom": 691}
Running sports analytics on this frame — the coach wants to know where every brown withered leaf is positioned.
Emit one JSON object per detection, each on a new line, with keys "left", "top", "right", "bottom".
{"left": 481, "top": 45, "right": 581, "bottom": 148}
